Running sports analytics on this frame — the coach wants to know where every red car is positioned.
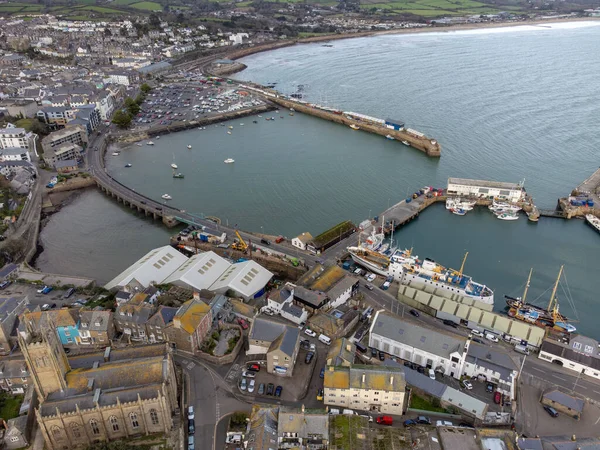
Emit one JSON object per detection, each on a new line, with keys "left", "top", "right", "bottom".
{"left": 238, "top": 318, "right": 248, "bottom": 330}
{"left": 247, "top": 364, "right": 260, "bottom": 372}
{"left": 494, "top": 391, "right": 502, "bottom": 404}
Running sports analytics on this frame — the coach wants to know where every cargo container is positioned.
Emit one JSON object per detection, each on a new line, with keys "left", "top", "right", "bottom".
{"left": 342, "top": 262, "right": 352, "bottom": 270}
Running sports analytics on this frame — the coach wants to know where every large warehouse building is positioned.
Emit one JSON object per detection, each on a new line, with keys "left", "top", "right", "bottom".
{"left": 447, "top": 178, "right": 525, "bottom": 202}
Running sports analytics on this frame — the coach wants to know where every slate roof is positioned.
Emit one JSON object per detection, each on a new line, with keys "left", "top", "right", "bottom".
{"left": 466, "top": 344, "right": 517, "bottom": 381}
{"left": 277, "top": 407, "right": 328, "bottom": 438}
{"left": 326, "top": 275, "right": 357, "bottom": 300}
{"left": 543, "top": 390, "right": 585, "bottom": 413}
{"left": 79, "top": 310, "right": 112, "bottom": 332}
{"left": 54, "top": 159, "right": 78, "bottom": 169}
{"left": 541, "top": 336, "right": 600, "bottom": 371}
{"left": 68, "top": 343, "right": 166, "bottom": 370}
{"left": 281, "top": 302, "right": 304, "bottom": 318}
{"left": 22, "top": 309, "right": 78, "bottom": 329}
{"left": 250, "top": 317, "right": 295, "bottom": 343}
{"left": 148, "top": 305, "right": 178, "bottom": 327}
{"left": 326, "top": 338, "right": 355, "bottom": 366}
{"left": 268, "top": 326, "right": 299, "bottom": 358}
{"left": 0, "top": 358, "right": 29, "bottom": 378}
{"left": 0, "top": 296, "right": 25, "bottom": 321}
{"left": 293, "top": 286, "right": 328, "bottom": 308}
{"left": 371, "top": 311, "right": 465, "bottom": 359}
{"left": 246, "top": 405, "right": 278, "bottom": 450}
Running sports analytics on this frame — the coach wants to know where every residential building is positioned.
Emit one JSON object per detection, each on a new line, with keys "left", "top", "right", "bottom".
{"left": 114, "top": 293, "right": 156, "bottom": 342}
{"left": 41, "top": 125, "right": 88, "bottom": 155}
{"left": 0, "top": 263, "right": 19, "bottom": 281}
{"left": 143, "top": 285, "right": 161, "bottom": 304}
{"left": 292, "top": 286, "right": 329, "bottom": 313}
{"left": 37, "top": 106, "right": 78, "bottom": 127}
{"left": 20, "top": 309, "right": 81, "bottom": 346}
{"left": 291, "top": 232, "right": 312, "bottom": 251}
{"left": 166, "top": 298, "right": 212, "bottom": 354}
{"left": 266, "top": 285, "right": 308, "bottom": 325}
{"left": 43, "top": 143, "right": 83, "bottom": 168}
{"left": 307, "top": 308, "right": 359, "bottom": 340}
{"left": 246, "top": 405, "right": 278, "bottom": 450}
{"left": 447, "top": 177, "right": 524, "bottom": 202}
{"left": 21, "top": 331, "right": 178, "bottom": 450}
{"left": 541, "top": 389, "right": 584, "bottom": 420}
{"left": 266, "top": 326, "right": 300, "bottom": 377}
{"left": 538, "top": 334, "right": 600, "bottom": 380}
{"left": 297, "top": 264, "right": 358, "bottom": 309}
{"left": 104, "top": 246, "right": 188, "bottom": 291}
{"left": 0, "top": 296, "right": 29, "bottom": 355}
{"left": 0, "top": 54, "right": 25, "bottom": 66}
{"left": 369, "top": 311, "right": 468, "bottom": 379}
{"left": 229, "top": 33, "right": 249, "bottom": 45}
{"left": 323, "top": 365, "right": 406, "bottom": 415}
{"left": 106, "top": 71, "right": 139, "bottom": 87}
{"left": 0, "top": 358, "right": 30, "bottom": 394}
{"left": 0, "top": 161, "right": 35, "bottom": 179}
{"left": 55, "top": 159, "right": 78, "bottom": 173}
{"left": 68, "top": 104, "right": 101, "bottom": 135}
{"left": 0, "top": 147, "right": 31, "bottom": 162}
{"left": 277, "top": 407, "right": 328, "bottom": 449}
{"left": 146, "top": 305, "right": 178, "bottom": 343}
{"left": 0, "top": 128, "right": 29, "bottom": 150}
{"left": 248, "top": 317, "right": 298, "bottom": 356}
{"left": 326, "top": 338, "right": 355, "bottom": 367}
{"left": 326, "top": 275, "right": 359, "bottom": 309}
{"left": 1, "top": 100, "right": 39, "bottom": 119}
{"left": 463, "top": 343, "right": 518, "bottom": 399}
{"left": 3, "top": 416, "right": 30, "bottom": 449}
{"left": 79, "top": 311, "right": 114, "bottom": 346}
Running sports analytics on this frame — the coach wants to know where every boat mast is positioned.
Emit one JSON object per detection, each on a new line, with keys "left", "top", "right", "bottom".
{"left": 522, "top": 268, "right": 533, "bottom": 303}
{"left": 459, "top": 252, "right": 469, "bottom": 277}
{"left": 547, "top": 265, "right": 564, "bottom": 312}
{"left": 390, "top": 220, "right": 395, "bottom": 248}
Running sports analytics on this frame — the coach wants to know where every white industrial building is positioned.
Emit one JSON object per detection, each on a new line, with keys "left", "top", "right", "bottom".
{"left": 162, "top": 251, "right": 230, "bottom": 291}
{"left": 323, "top": 365, "right": 406, "bottom": 415}
{"left": 447, "top": 178, "right": 524, "bottom": 202}
{"left": 104, "top": 246, "right": 188, "bottom": 290}
{"left": 538, "top": 334, "right": 600, "bottom": 381}
{"left": 209, "top": 260, "right": 273, "bottom": 301}
{"left": 369, "top": 311, "right": 467, "bottom": 379}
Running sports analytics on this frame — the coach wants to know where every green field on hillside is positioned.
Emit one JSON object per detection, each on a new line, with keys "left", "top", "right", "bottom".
{"left": 129, "top": 1, "right": 162, "bottom": 10}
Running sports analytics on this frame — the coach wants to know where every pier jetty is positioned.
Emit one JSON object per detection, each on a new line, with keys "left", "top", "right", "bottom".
{"left": 558, "top": 167, "right": 600, "bottom": 219}
{"left": 239, "top": 83, "right": 441, "bottom": 157}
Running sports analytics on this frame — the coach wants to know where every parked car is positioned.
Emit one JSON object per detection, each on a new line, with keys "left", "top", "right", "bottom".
{"left": 473, "top": 338, "right": 485, "bottom": 344}
{"left": 403, "top": 419, "right": 417, "bottom": 427}
{"left": 417, "top": 366, "right": 425, "bottom": 374}
{"left": 416, "top": 416, "right": 431, "bottom": 425}
{"left": 258, "top": 383, "right": 265, "bottom": 395}
{"left": 486, "top": 383, "right": 494, "bottom": 393}
{"left": 310, "top": 343, "right": 316, "bottom": 352}
{"left": 378, "top": 351, "right": 385, "bottom": 361}
{"left": 410, "top": 309, "right": 420, "bottom": 317}
{"left": 461, "top": 380, "right": 473, "bottom": 390}
{"left": 266, "top": 383, "right": 275, "bottom": 395}
{"left": 371, "top": 348, "right": 378, "bottom": 357}
{"left": 443, "top": 319, "right": 458, "bottom": 328}
{"left": 485, "top": 332, "right": 499, "bottom": 343}
{"left": 494, "top": 391, "right": 502, "bottom": 404}
{"left": 366, "top": 284, "right": 374, "bottom": 291}
{"left": 237, "top": 318, "right": 249, "bottom": 330}
{"left": 242, "top": 370, "right": 256, "bottom": 379}
{"left": 305, "top": 351, "right": 315, "bottom": 364}
{"left": 320, "top": 367, "right": 325, "bottom": 378}
{"left": 458, "top": 422, "right": 475, "bottom": 428}
{"left": 300, "top": 339, "right": 311, "bottom": 350}
{"left": 239, "top": 378, "right": 247, "bottom": 391}
{"left": 304, "top": 329, "right": 317, "bottom": 337}
{"left": 37, "top": 286, "right": 48, "bottom": 294}
{"left": 248, "top": 379, "right": 256, "bottom": 393}
{"left": 247, "top": 364, "right": 261, "bottom": 372}
{"left": 436, "top": 420, "right": 453, "bottom": 427}
{"left": 543, "top": 405, "right": 559, "bottom": 417}
{"left": 0, "top": 280, "right": 12, "bottom": 289}
{"left": 376, "top": 416, "right": 393, "bottom": 425}
{"left": 366, "top": 273, "right": 376, "bottom": 282}
{"left": 188, "top": 419, "right": 195, "bottom": 435}
{"left": 317, "top": 388, "right": 324, "bottom": 401}
{"left": 428, "top": 369, "right": 436, "bottom": 380}
{"left": 470, "top": 329, "right": 484, "bottom": 337}
{"left": 188, "top": 436, "right": 194, "bottom": 450}
{"left": 274, "top": 386, "right": 282, "bottom": 397}
{"left": 42, "top": 286, "right": 53, "bottom": 296}
{"left": 188, "top": 406, "right": 194, "bottom": 420}
{"left": 41, "top": 304, "right": 50, "bottom": 311}
{"left": 64, "top": 287, "right": 75, "bottom": 299}
{"left": 260, "top": 238, "right": 271, "bottom": 245}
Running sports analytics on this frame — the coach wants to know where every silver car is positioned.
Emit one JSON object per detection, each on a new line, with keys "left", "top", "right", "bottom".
{"left": 248, "top": 379, "right": 255, "bottom": 393}
{"left": 240, "top": 377, "right": 247, "bottom": 391}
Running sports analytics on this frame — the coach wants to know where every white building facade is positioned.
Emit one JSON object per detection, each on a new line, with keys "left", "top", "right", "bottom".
{"left": 292, "top": 232, "right": 312, "bottom": 251}
{"left": 447, "top": 177, "right": 524, "bottom": 202}
{"left": 538, "top": 334, "right": 600, "bottom": 381}
{"left": 0, "top": 128, "right": 30, "bottom": 150}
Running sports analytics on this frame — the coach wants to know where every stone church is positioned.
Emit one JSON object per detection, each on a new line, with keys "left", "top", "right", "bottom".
{"left": 20, "top": 329, "right": 179, "bottom": 450}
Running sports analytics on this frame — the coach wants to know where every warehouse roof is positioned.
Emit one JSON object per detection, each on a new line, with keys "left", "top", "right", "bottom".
{"left": 209, "top": 260, "right": 273, "bottom": 299}
{"left": 370, "top": 311, "right": 465, "bottom": 359}
{"left": 466, "top": 344, "right": 517, "bottom": 381}
{"left": 104, "top": 246, "right": 188, "bottom": 290}
{"left": 448, "top": 177, "right": 522, "bottom": 191}
{"left": 162, "top": 251, "right": 229, "bottom": 291}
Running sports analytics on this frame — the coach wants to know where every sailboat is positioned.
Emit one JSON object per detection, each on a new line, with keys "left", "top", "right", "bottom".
{"left": 505, "top": 266, "right": 577, "bottom": 333}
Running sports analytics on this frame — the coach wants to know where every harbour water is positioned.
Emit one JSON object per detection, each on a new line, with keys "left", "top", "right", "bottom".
{"left": 37, "top": 22, "right": 600, "bottom": 336}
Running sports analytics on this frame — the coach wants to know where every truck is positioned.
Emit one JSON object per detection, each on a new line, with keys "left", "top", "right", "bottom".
{"left": 514, "top": 344, "right": 530, "bottom": 355}
{"left": 376, "top": 416, "right": 393, "bottom": 425}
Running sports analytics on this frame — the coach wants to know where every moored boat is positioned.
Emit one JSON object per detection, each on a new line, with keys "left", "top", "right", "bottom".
{"left": 171, "top": 163, "right": 178, "bottom": 169}
{"left": 187, "top": 145, "right": 192, "bottom": 149}
{"left": 173, "top": 173, "right": 184, "bottom": 179}
{"left": 386, "top": 135, "right": 395, "bottom": 140}
{"left": 451, "top": 208, "right": 467, "bottom": 216}
{"left": 349, "top": 124, "right": 360, "bottom": 130}
{"left": 224, "top": 158, "right": 235, "bottom": 164}
{"left": 401, "top": 141, "right": 410, "bottom": 146}
{"left": 162, "top": 194, "right": 172, "bottom": 200}
{"left": 125, "top": 163, "right": 132, "bottom": 168}
{"left": 585, "top": 214, "right": 600, "bottom": 233}
{"left": 147, "top": 141, "right": 154, "bottom": 146}
{"left": 496, "top": 212, "right": 519, "bottom": 221}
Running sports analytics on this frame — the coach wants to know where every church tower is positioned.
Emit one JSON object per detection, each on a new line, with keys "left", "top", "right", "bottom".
{"left": 20, "top": 329, "right": 70, "bottom": 399}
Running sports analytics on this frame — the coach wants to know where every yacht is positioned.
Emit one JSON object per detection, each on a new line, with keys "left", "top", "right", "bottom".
{"left": 147, "top": 141, "right": 154, "bottom": 146}
{"left": 162, "top": 194, "right": 172, "bottom": 200}
{"left": 171, "top": 163, "right": 178, "bottom": 169}
{"left": 224, "top": 158, "right": 235, "bottom": 164}
{"left": 187, "top": 145, "right": 192, "bottom": 149}
{"left": 496, "top": 212, "right": 519, "bottom": 221}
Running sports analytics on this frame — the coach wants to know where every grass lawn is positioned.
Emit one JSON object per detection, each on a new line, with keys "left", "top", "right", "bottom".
{"left": 0, "top": 394, "right": 24, "bottom": 421}
{"left": 129, "top": 1, "right": 162, "bottom": 10}
{"left": 410, "top": 393, "right": 447, "bottom": 413}
{"left": 111, "top": 0, "right": 140, "bottom": 4}
{"left": 0, "top": 5, "right": 26, "bottom": 11}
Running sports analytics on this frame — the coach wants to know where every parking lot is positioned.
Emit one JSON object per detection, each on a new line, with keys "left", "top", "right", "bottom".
{"left": 133, "top": 80, "right": 265, "bottom": 130}
{"left": 1, "top": 282, "right": 91, "bottom": 310}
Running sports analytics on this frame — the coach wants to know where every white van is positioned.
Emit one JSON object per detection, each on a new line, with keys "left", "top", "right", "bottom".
{"left": 485, "top": 332, "right": 499, "bottom": 343}
{"left": 428, "top": 369, "right": 436, "bottom": 380}
{"left": 329, "top": 408, "right": 340, "bottom": 415}
{"left": 319, "top": 334, "right": 332, "bottom": 345}
{"left": 514, "top": 344, "right": 530, "bottom": 355}
{"left": 342, "top": 409, "right": 357, "bottom": 416}
{"left": 470, "top": 329, "right": 484, "bottom": 338}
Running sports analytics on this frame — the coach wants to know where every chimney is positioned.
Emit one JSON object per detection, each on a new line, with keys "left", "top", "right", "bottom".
{"left": 193, "top": 292, "right": 200, "bottom": 301}
{"left": 390, "top": 376, "right": 394, "bottom": 385}
{"left": 362, "top": 373, "right": 365, "bottom": 384}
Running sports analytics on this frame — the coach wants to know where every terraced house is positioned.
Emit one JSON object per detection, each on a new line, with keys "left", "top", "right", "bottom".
{"left": 165, "top": 298, "right": 212, "bottom": 354}
{"left": 20, "top": 309, "right": 81, "bottom": 346}
{"left": 20, "top": 330, "right": 178, "bottom": 450}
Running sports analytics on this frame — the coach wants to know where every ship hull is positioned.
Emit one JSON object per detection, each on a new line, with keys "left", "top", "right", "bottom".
{"left": 400, "top": 272, "right": 494, "bottom": 305}
{"left": 349, "top": 252, "right": 389, "bottom": 276}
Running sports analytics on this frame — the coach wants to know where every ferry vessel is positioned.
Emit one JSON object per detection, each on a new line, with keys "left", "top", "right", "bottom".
{"left": 505, "top": 267, "right": 576, "bottom": 333}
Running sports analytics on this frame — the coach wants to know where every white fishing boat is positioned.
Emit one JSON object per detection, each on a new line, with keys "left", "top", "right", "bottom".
{"left": 112, "top": 152, "right": 120, "bottom": 156}
{"left": 228, "top": 126, "right": 233, "bottom": 130}
{"left": 135, "top": 143, "right": 143, "bottom": 147}
{"left": 240, "top": 123, "right": 244, "bottom": 126}
{"left": 349, "top": 124, "right": 360, "bottom": 130}
{"left": 171, "top": 163, "right": 178, "bottom": 169}
{"left": 385, "top": 135, "right": 395, "bottom": 140}
{"left": 451, "top": 208, "right": 467, "bottom": 216}
{"left": 224, "top": 158, "right": 235, "bottom": 164}
{"left": 157, "top": 136, "right": 160, "bottom": 140}
{"left": 125, "top": 163, "right": 132, "bottom": 168}
{"left": 585, "top": 214, "right": 600, "bottom": 233}
{"left": 401, "top": 141, "right": 410, "bottom": 146}
{"left": 491, "top": 200, "right": 521, "bottom": 212}
{"left": 147, "top": 141, "right": 154, "bottom": 146}
{"left": 227, "top": 131, "right": 232, "bottom": 135}
{"left": 496, "top": 212, "right": 519, "bottom": 221}
{"left": 162, "top": 194, "right": 172, "bottom": 200}
{"left": 187, "top": 145, "right": 192, "bottom": 149}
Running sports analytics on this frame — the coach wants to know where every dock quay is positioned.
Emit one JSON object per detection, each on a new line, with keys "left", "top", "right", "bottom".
{"left": 558, "top": 167, "right": 600, "bottom": 219}
{"left": 238, "top": 83, "right": 441, "bottom": 157}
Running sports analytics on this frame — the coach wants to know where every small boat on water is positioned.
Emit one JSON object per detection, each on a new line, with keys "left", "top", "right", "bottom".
{"left": 147, "top": 141, "right": 154, "bottom": 146}
{"left": 585, "top": 214, "right": 600, "bottom": 233}
{"left": 157, "top": 136, "right": 160, "bottom": 140}
{"left": 496, "top": 212, "right": 519, "bottom": 221}
{"left": 125, "top": 163, "right": 132, "bottom": 168}
{"left": 187, "top": 145, "right": 192, "bottom": 149}
{"left": 112, "top": 152, "right": 120, "bottom": 156}
{"left": 227, "top": 131, "right": 232, "bottom": 135}
{"left": 386, "top": 135, "right": 395, "bottom": 140}
{"left": 162, "top": 194, "right": 172, "bottom": 200}
{"left": 173, "top": 173, "right": 184, "bottom": 179}
{"left": 228, "top": 126, "right": 233, "bottom": 130}
{"left": 451, "top": 208, "right": 467, "bottom": 216}
{"left": 401, "top": 141, "right": 410, "bottom": 146}
{"left": 258, "top": 115, "right": 262, "bottom": 118}
{"left": 289, "top": 113, "right": 294, "bottom": 116}
{"left": 253, "top": 120, "right": 258, "bottom": 124}
{"left": 240, "top": 123, "right": 244, "bottom": 126}
{"left": 171, "top": 163, "right": 178, "bottom": 169}
{"left": 349, "top": 124, "right": 360, "bottom": 130}
{"left": 290, "top": 108, "right": 295, "bottom": 112}
{"left": 224, "top": 158, "right": 235, "bottom": 164}
{"left": 136, "top": 143, "right": 143, "bottom": 147}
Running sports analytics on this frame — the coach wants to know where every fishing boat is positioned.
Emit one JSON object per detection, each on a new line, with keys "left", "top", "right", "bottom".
{"left": 136, "top": 143, "right": 143, "bottom": 147}
{"left": 490, "top": 200, "right": 521, "bottom": 212}
{"left": 347, "top": 246, "right": 391, "bottom": 276}
{"left": 585, "top": 214, "right": 600, "bottom": 233}
{"left": 224, "top": 158, "right": 235, "bottom": 164}
{"left": 157, "top": 136, "right": 160, "bottom": 140}
{"left": 401, "top": 141, "right": 410, "bottom": 146}
{"left": 187, "top": 145, "right": 192, "bottom": 149}
{"left": 447, "top": 198, "right": 475, "bottom": 211}
{"left": 227, "top": 131, "right": 232, "bottom": 135}
{"left": 451, "top": 208, "right": 467, "bottom": 216}
{"left": 505, "top": 267, "right": 577, "bottom": 333}
{"left": 171, "top": 163, "right": 178, "bottom": 169}
{"left": 112, "top": 152, "right": 120, "bottom": 156}
{"left": 496, "top": 212, "right": 519, "bottom": 221}
{"left": 240, "top": 123, "right": 244, "bottom": 126}
{"left": 349, "top": 124, "right": 360, "bottom": 130}
{"left": 228, "top": 126, "right": 233, "bottom": 130}
{"left": 162, "top": 194, "right": 172, "bottom": 200}
{"left": 385, "top": 135, "right": 395, "bottom": 140}
{"left": 125, "top": 163, "right": 132, "bottom": 168}
{"left": 147, "top": 141, "right": 154, "bottom": 146}
{"left": 173, "top": 173, "right": 184, "bottom": 179}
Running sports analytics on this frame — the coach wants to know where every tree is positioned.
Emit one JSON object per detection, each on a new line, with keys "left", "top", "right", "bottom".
{"left": 104, "top": 27, "right": 112, "bottom": 37}
{"left": 111, "top": 110, "right": 132, "bottom": 129}
{"left": 140, "top": 83, "right": 151, "bottom": 94}
{"left": 149, "top": 12, "right": 161, "bottom": 28}
{"left": 124, "top": 97, "right": 140, "bottom": 116}
{"left": 230, "top": 411, "right": 248, "bottom": 427}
